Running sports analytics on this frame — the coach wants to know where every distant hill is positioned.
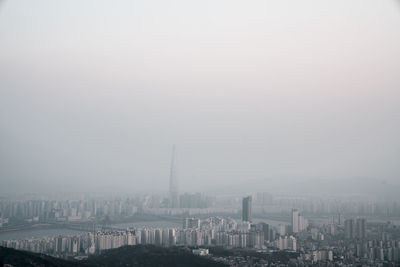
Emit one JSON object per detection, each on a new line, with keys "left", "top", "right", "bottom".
{"left": 222, "top": 176, "right": 400, "bottom": 198}
{"left": 0, "top": 245, "right": 226, "bottom": 267}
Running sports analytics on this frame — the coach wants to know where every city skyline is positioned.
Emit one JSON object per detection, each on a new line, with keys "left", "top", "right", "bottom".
{"left": 2, "top": 192, "right": 400, "bottom": 265}
{"left": 1, "top": 1, "right": 400, "bottom": 265}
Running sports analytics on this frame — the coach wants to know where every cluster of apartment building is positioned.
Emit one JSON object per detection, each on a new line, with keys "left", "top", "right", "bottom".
{"left": 2, "top": 216, "right": 291, "bottom": 256}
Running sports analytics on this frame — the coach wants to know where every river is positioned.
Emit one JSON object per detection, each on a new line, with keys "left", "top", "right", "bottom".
{"left": 0, "top": 220, "right": 182, "bottom": 242}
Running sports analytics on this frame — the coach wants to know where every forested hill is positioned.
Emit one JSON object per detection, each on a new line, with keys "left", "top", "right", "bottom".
{"left": 0, "top": 246, "right": 84, "bottom": 267}
{"left": 0, "top": 245, "right": 226, "bottom": 267}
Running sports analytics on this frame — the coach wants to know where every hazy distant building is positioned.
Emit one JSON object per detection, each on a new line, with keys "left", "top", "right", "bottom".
{"left": 255, "top": 192, "right": 273, "bottom": 205}
{"left": 277, "top": 235, "right": 297, "bottom": 251}
{"left": 344, "top": 218, "right": 366, "bottom": 239}
{"left": 279, "top": 224, "right": 287, "bottom": 236}
{"left": 183, "top": 217, "right": 201, "bottom": 229}
{"left": 242, "top": 196, "right": 252, "bottom": 222}
{"left": 345, "top": 219, "right": 355, "bottom": 239}
{"left": 337, "top": 213, "right": 343, "bottom": 225}
{"left": 169, "top": 145, "right": 179, "bottom": 208}
{"left": 257, "top": 222, "right": 270, "bottom": 242}
{"left": 179, "top": 193, "right": 209, "bottom": 208}
{"left": 356, "top": 218, "right": 366, "bottom": 239}
{"left": 291, "top": 209, "right": 299, "bottom": 233}
{"left": 291, "top": 209, "right": 308, "bottom": 233}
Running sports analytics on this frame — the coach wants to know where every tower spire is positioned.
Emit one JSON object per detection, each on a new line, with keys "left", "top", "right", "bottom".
{"left": 169, "top": 144, "right": 179, "bottom": 208}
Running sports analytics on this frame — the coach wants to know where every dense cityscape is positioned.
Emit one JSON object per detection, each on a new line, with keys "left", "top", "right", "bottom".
{"left": 1, "top": 191, "right": 400, "bottom": 266}
{"left": 1, "top": 149, "right": 400, "bottom": 266}
{"left": 1, "top": 1, "right": 400, "bottom": 266}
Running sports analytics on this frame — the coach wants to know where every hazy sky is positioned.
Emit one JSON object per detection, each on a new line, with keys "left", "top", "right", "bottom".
{"left": 1, "top": 0, "right": 400, "bottom": 193}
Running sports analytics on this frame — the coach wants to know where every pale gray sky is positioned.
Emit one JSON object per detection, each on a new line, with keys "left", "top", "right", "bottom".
{"left": 1, "top": 0, "right": 399, "bottom": 193}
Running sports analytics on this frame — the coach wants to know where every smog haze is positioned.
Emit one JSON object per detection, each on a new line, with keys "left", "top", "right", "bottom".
{"left": 1, "top": 0, "right": 400, "bottom": 194}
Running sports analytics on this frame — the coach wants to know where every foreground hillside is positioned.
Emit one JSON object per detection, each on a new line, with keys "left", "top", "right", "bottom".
{"left": 0, "top": 245, "right": 226, "bottom": 267}
{"left": 0, "top": 246, "right": 83, "bottom": 267}
{"left": 83, "top": 245, "right": 225, "bottom": 266}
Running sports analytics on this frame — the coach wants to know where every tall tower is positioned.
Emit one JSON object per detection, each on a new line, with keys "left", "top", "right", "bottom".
{"left": 291, "top": 209, "right": 299, "bottom": 233}
{"left": 169, "top": 145, "right": 179, "bottom": 208}
{"left": 242, "top": 196, "right": 252, "bottom": 222}
{"left": 356, "top": 218, "right": 366, "bottom": 239}
{"left": 345, "top": 219, "right": 355, "bottom": 239}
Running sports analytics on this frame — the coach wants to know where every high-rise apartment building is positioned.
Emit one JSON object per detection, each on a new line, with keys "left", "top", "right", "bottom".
{"left": 183, "top": 217, "right": 201, "bottom": 229}
{"left": 242, "top": 196, "right": 252, "bottom": 222}
{"left": 291, "top": 209, "right": 308, "bottom": 233}
{"left": 292, "top": 209, "right": 300, "bottom": 233}
{"left": 356, "top": 218, "right": 366, "bottom": 239}
{"left": 345, "top": 219, "right": 355, "bottom": 239}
